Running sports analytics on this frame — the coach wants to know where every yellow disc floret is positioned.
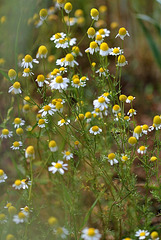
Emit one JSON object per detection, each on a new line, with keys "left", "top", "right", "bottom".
{"left": 150, "top": 156, "right": 157, "bottom": 162}
{"left": 37, "top": 74, "right": 45, "bottom": 82}
{"left": 18, "top": 212, "right": 26, "bottom": 219}
{"left": 38, "top": 45, "right": 48, "bottom": 55}
{"left": 24, "top": 54, "right": 32, "bottom": 63}
{"left": 119, "top": 27, "right": 127, "bottom": 36}
{"left": 119, "top": 94, "right": 127, "bottom": 102}
{"left": 90, "top": 8, "right": 99, "bottom": 18}
{"left": 65, "top": 53, "right": 74, "bottom": 62}
{"left": 90, "top": 41, "right": 98, "bottom": 49}
{"left": 87, "top": 27, "right": 95, "bottom": 36}
{"left": 0, "top": 169, "right": 4, "bottom": 176}
{"left": 48, "top": 216, "right": 58, "bottom": 226}
{"left": 26, "top": 146, "right": 34, "bottom": 155}
{"left": 44, "top": 105, "right": 51, "bottom": 111}
{"left": 128, "top": 137, "right": 137, "bottom": 145}
{"left": 13, "top": 82, "right": 20, "bottom": 89}
{"left": 134, "top": 126, "right": 142, "bottom": 134}
{"left": 55, "top": 163, "right": 62, "bottom": 169}
{"left": 8, "top": 69, "right": 16, "bottom": 79}
{"left": 118, "top": 55, "right": 126, "bottom": 63}
{"left": 153, "top": 115, "right": 161, "bottom": 125}
{"left": 151, "top": 231, "right": 159, "bottom": 239}
{"left": 2, "top": 129, "right": 9, "bottom": 135}
{"left": 39, "top": 9, "right": 48, "bottom": 18}
{"left": 14, "top": 118, "right": 21, "bottom": 124}
{"left": 87, "top": 228, "right": 95, "bottom": 236}
{"left": 13, "top": 141, "right": 20, "bottom": 147}
{"left": 64, "top": 2, "right": 72, "bottom": 12}
{"left": 108, "top": 153, "right": 115, "bottom": 160}
{"left": 100, "top": 42, "right": 109, "bottom": 51}
{"left": 49, "top": 140, "right": 56, "bottom": 148}
{"left": 92, "top": 126, "right": 99, "bottom": 132}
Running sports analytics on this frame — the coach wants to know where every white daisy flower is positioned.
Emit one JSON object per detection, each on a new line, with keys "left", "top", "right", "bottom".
{"left": 49, "top": 140, "right": 58, "bottom": 152}
{"left": 0, "top": 214, "right": 7, "bottom": 224}
{"left": 12, "top": 180, "right": 24, "bottom": 190}
{"left": 36, "top": 74, "right": 49, "bottom": 87}
{"left": 87, "top": 27, "right": 96, "bottom": 39}
{"left": 48, "top": 160, "right": 68, "bottom": 175}
{"left": 96, "top": 67, "right": 109, "bottom": 77}
{"left": 21, "top": 54, "right": 39, "bottom": 68}
{"left": 50, "top": 76, "right": 69, "bottom": 91}
{"left": 99, "top": 42, "right": 111, "bottom": 56}
{"left": 137, "top": 146, "right": 147, "bottom": 155}
{"left": 20, "top": 206, "right": 31, "bottom": 216}
{"left": 85, "top": 112, "right": 92, "bottom": 123}
{"left": 55, "top": 39, "right": 69, "bottom": 49}
{"left": 13, "top": 118, "right": 25, "bottom": 128}
{"left": 121, "top": 154, "right": 129, "bottom": 162}
{"left": 93, "top": 96, "right": 109, "bottom": 111}
{"left": 56, "top": 57, "right": 66, "bottom": 67}
{"left": 0, "top": 169, "right": 8, "bottom": 183}
{"left": 133, "top": 126, "right": 142, "bottom": 140}
{"left": 89, "top": 126, "right": 102, "bottom": 135}
{"left": 58, "top": 119, "right": 70, "bottom": 126}
{"left": 22, "top": 68, "right": 34, "bottom": 77}
{"left": 105, "top": 153, "right": 119, "bottom": 165}
{"left": 8, "top": 81, "right": 22, "bottom": 94}
{"left": 95, "top": 34, "right": 104, "bottom": 45}
{"left": 50, "top": 32, "right": 66, "bottom": 43}
{"left": 59, "top": 67, "right": 67, "bottom": 74}
{"left": 8, "top": 69, "right": 17, "bottom": 80}
{"left": 1, "top": 128, "right": 13, "bottom": 139}
{"left": 38, "top": 104, "right": 55, "bottom": 117}
{"left": 110, "top": 47, "right": 123, "bottom": 56}
{"left": 64, "top": 53, "right": 78, "bottom": 67}
{"left": 81, "top": 227, "right": 101, "bottom": 240}
{"left": 36, "top": 45, "right": 48, "bottom": 59}
{"left": 96, "top": 28, "right": 110, "bottom": 38}
{"left": 71, "top": 78, "right": 81, "bottom": 88}
{"left": 90, "top": 8, "right": 99, "bottom": 21}
{"left": 153, "top": 115, "right": 161, "bottom": 130}
{"left": 25, "top": 146, "right": 35, "bottom": 159}
{"left": 85, "top": 41, "right": 99, "bottom": 55}
{"left": 127, "top": 109, "right": 137, "bottom": 117}
{"left": 135, "top": 229, "right": 149, "bottom": 239}
{"left": 21, "top": 178, "right": 31, "bottom": 189}
{"left": 10, "top": 141, "right": 22, "bottom": 150}
{"left": 62, "top": 151, "right": 73, "bottom": 160}
{"left": 68, "top": 37, "right": 77, "bottom": 46}
{"left": 116, "top": 27, "right": 130, "bottom": 40}
{"left": 141, "top": 124, "right": 149, "bottom": 134}
{"left": 38, "top": 118, "right": 48, "bottom": 128}
{"left": 117, "top": 55, "right": 128, "bottom": 67}
{"left": 72, "top": 46, "right": 83, "bottom": 57}
{"left": 53, "top": 227, "right": 69, "bottom": 239}
{"left": 13, "top": 211, "right": 28, "bottom": 224}
{"left": 126, "top": 96, "right": 135, "bottom": 103}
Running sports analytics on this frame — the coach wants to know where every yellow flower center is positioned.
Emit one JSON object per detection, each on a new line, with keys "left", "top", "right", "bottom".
{"left": 90, "top": 41, "right": 98, "bottom": 49}
{"left": 151, "top": 231, "right": 158, "bottom": 239}
{"left": 150, "top": 156, "right": 157, "bottom": 162}
{"left": 23, "top": 104, "right": 30, "bottom": 111}
{"left": 100, "top": 42, "right": 109, "bottom": 51}
{"left": 49, "top": 140, "right": 56, "bottom": 148}
{"left": 140, "top": 232, "right": 145, "bottom": 237}
{"left": 87, "top": 228, "right": 95, "bottom": 236}
{"left": 122, "top": 156, "right": 128, "bottom": 161}
{"left": 64, "top": 2, "right": 72, "bottom": 11}
{"left": 153, "top": 115, "right": 161, "bottom": 125}
{"left": 119, "top": 94, "right": 127, "bottom": 101}
{"left": 119, "top": 27, "right": 127, "bottom": 36}
{"left": 96, "top": 34, "right": 103, "bottom": 41}
{"left": 59, "top": 67, "right": 65, "bottom": 71}
{"left": 24, "top": 68, "right": 30, "bottom": 73}
{"left": 55, "top": 163, "right": 62, "bottom": 169}
{"left": 118, "top": 55, "right": 126, "bottom": 63}
{"left": 18, "top": 212, "right": 26, "bottom": 219}
{"left": 73, "top": 78, "right": 80, "bottom": 84}
{"left": 128, "top": 137, "right": 137, "bottom": 145}
{"left": 13, "top": 141, "right": 20, "bottom": 147}
{"left": 92, "top": 126, "right": 99, "bottom": 132}
{"left": 0, "top": 213, "right": 5, "bottom": 221}
{"left": 113, "top": 105, "right": 120, "bottom": 111}
{"left": 66, "top": 53, "right": 74, "bottom": 62}
{"left": 113, "top": 48, "right": 119, "bottom": 54}
{"left": 24, "top": 206, "right": 29, "bottom": 212}
{"left": 72, "top": 46, "right": 80, "bottom": 54}
{"left": 24, "top": 54, "right": 33, "bottom": 63}
{"left": 87, "top": 27, "right": 95, "bottom": 36}
{"left": 14, "top": 118, "right": 21, "bottom": 124}
{"left": 99, "top": 29, "right": 105, "bottom": 35}
{"left": 38, "top": 119, "right": 45, "bottom": 125}
{"left": 15, "top": 180, "right": 21, "bottom": 186}
{"left": 124, "top": 116, "right": 130, "bottom": 120}
{"left": 38, "top": 45, "right": 47, "bottom": 55}
{"left": 134, "top": 126, "right": 142, "bottom": 134}
{"left": 59, "top": 39, "right": 66, "bottom": 44}
{"left": 0, "top": 169, "right": 4, "bottom": 176}
{"left": 57, "top": 0, "right": 66, "bottom": 4}
{"left": 98, "top": 97, "right": 105, "bottom": 103}
{"left": 39, "top": 8, "right": 48, "bottom": 18}
{"left": 65, "top": 151, "right": 70, "bottom": 155}
{"left": 48, "top": 217, "right": 57, "bottom": 226}
{"left": 55, "top": 76, "right": 63, "bottom": 83}
{"left": 108, "top": 153, "right": 115, "bottom": 160}
{"left": 99, "top": 67, "right": 104, "bottom": 73}
{"left": 56, "top": 102, "right": 63, "bottom": 110}
{"left": 26, "top": 146, "right": 34, "bottom": 154}
{"left": 6, "top": 234, "right": 15, "bottom": 240}
{"left": 85, "top": 112, "right": 92, "bottom": 118}
{"left": 37, "top": 74, "right": 45, "bottom": 82}
{"left": 127, "top": 96, "right": 134, "bottom": 101}
{"left": 2, "top": 129, "right": 9, "bottom": 135}
{"left": 78, "top": 114, "right": 84, "bottom": 120}
{"left": 129, "top": 109, "right": 135, "bottom": 114}
{"left": 8, "top": 69, "right": 16, "bottom": 78}
{"left": 13, "top": 82, "right": 20, "bottom": 89}
{"left": 95, "top": 108, "right": 100, "bottom": 112}
{"left": 6, "top": 203, "right": 12, "bottom": 208}
{"left": 90, "top": 8, "right": 99, "bottom": 17}
{"left": 24, "top": 96, "right": 30, "bottom": 102}
{"left": 61, "top": 119, "right": 65, "bottom": 123}
{"left": 44, "top": 105, "right": 51, "bottom": 111}
{"left": 55, "top": 33, "right": 62, "bottom": 39}
{"left": 75, "top": 9, "right": 83, "bottom": 17}
{"left": 142, "top": 124, "right": 148, "bottom": 130}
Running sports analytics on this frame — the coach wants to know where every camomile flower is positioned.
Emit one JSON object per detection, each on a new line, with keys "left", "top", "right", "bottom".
{"left": 49, "top": 140, "right": 58, "bottom": 152}
{"left": 1, "top": 128, "right": 13, "bottom": 139}
{"left": 116, "top": 27, "right": 130, "bottom": 40}
{"left": 81, "top": 227, "right": 101, "bottom": 240}
{"left": 135, "top": 229, "right": 149, "bottom": 239}
{"left": 127, "top": 108, "right": 137, "bottom": 117}
{"left": 8, "top": 69, "right": 17, "bottom": 80}
{"left": 38, "top": 118, "right": 48, "bottom": 128}
{"left": 133, "top": 126, "right": 142, "bottom": 139}
{"left": 55, "top": 102, "right": 63, "bottom": 113}
{"left": 150, "top": 231, "right": 159, "bottom": 240}
{"left": 71, "top": 77, "right": 81, "bottom": 88}
{"left": 85, "top": 112, "right": 92, "bottom": 123}
{"left": 90, "top": 8, "right": 99, "bottom": 21}
{"left": 21, "top": 179, "right": 31, "bottom": 189}
{"left": 39, "top": 8, "right": 48, "bottom": 21}
{"left": 50, "top": 76, "right": 69, "bottom": 91}
{"left": 12, "top": 180, "right": 24, "bottom": 190}
{"left": 110, "top": 47, "right": 123, "bottom": 56}
{"left": 39, "top": 104, "right": 55, "bottom": 117}
{"left": 0, "top": 213, "right": 7, "bottom": 224}
{"left": 106, "top": 153, "right": 119, "bottom": 165}
{"left": 119, "top": 94, "right": 127, "bottom": 102}
{"left": 50, "top": 68, "right": 60, "bottom": 79}
{"left": 150, "top": 156, "right": 157, "bottom": 162}
{"left": 13, "top": 211, "right": 28, "bottom": 224}
{"left": 8, "top": 81, "right": 22, "bottom": 94}
{"left": 56, "top": 57, "right": 65, "bottom": 67}
{"left": 121, "top": 154, "right": 129, "bottom": 162}
{"left": 64, "top": 53, "right": 78, "bottom": 67}
{"left": 48, "top": 216, "right": 58, "bottom": 226}
{"left": 85, "top": 41, "right": 99, "bottom": 55}
{"left": 10, "top": 141, "right": 22, "bottom": 150}
{"left": 72, "top": 46, "right": 83, "bottom": 57}
{"left": 128, "top": 137, "right": 137, "bottom": 146}
{"left": 21, "top": 54, "right": 39, "bottom": 68}
{"left": 48, "top": 160, "right": 68, "bottom": 175}
{"left": 13, "top": 118, "right": 25, "bottom": 128}
{"left": 53, "top": 227, "right": 69, "bottom": 239}
{"left": 62, "top": 150, "right": 73, "bottom": 160}
{"left": 89, "top": 126, "right": 102, "bottom": 135}
{"left": 112, "top": 105, "right": 121, "bottom": 114}
{"left": 59, "top": 67, "right": 67, "bottom": 74}
{"left": 35, "top": 74, "right": 49, "bottom": 87}
{"left": 141, "top": 124, "right": 149, "bottom": 134}
{"left": 22, "top": 68, "right": 34, "bottom": 77}
{"left": 95, "top": 34, "right": 104, "bottom": 45}
{"left": 26, "top": 125, "right": 32, "bottom": 132}
{"left": 95, "top": 67, "right": 109, "bottom": 77}
{"left": 0, "top": 169, "right": 8, "bottom": 183}
{"left": 25, "top": 146, "right": 35, "bottom": 159}
{"left": 126, "top": 95, "right": 135, "bottom": 103}
{"left": 93, "top": 96, "right": 109, "bottom": 111}
{"left": 64, "top": 2, "right": 72, "bottom": 14}
{"left": 87, "top": 27, "right": 96, "bottom": 39}
{"left": 64, "top": 16, "right": 77, "bottom": 26}
{"left": 36, "top": 45, "right": 48, "bottom": 58}
{"left": 153, "top": 115, "right": 161, "bottom": 130}
{"left": 99, "top": 42, "right": 111, "bottom": 56}
{"left": 137, "top": 146, "right": 147, "bottom": 154}
{"left": 58, "top": 119, "right": 70, "bottom": 126}
{"left": 55, "top": 38, "right": 69, "bottom": 49}
{"left": 4, "top": 202, "right": 12, "bottom": 209}
{"left": 20, "top": 206, "right": 31, "bottom": 216}
{"left": 96, "top": 28, "right": 110, "bottom": 38}
{"left": 117, "top": 55, "right": 128, "bottom": 67}
{"left": 50, "top": 32, "right": 66, "bottom": 43}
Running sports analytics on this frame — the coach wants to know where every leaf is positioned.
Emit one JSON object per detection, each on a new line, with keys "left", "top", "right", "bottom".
{"left": 138, "top": 19, "right": 161, "bottom": 69}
